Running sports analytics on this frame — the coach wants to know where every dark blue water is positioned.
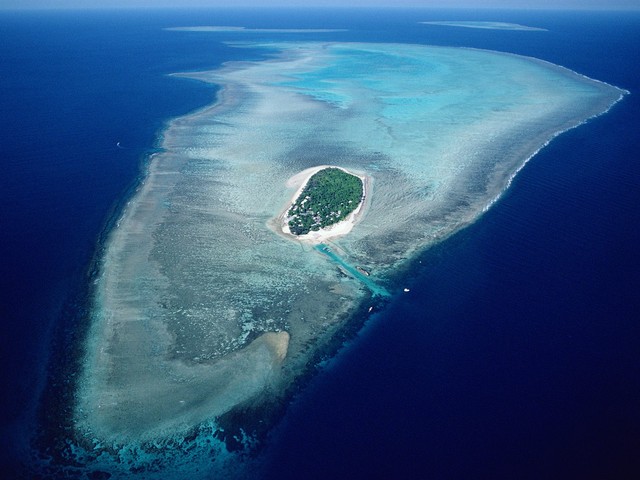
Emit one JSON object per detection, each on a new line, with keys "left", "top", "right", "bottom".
{"left": 1, "top": 8, "right": 638, "bottom": 478}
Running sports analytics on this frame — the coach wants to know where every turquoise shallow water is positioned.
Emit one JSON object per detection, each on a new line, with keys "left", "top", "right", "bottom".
{"left": 316, "top": 244, "right": 390, "bottom": 297}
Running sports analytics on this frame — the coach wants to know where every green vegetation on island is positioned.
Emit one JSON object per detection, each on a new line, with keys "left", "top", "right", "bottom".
{"left": 288, "top": 168, "right": 364, "bottom": 236}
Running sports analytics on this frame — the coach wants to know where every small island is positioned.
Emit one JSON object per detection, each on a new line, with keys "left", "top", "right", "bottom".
{"left": 286, "top": 167, "right": 364, "bottom": 235}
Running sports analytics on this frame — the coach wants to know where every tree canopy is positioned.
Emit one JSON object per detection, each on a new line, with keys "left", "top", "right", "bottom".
{"left": 288, "top": 168, "right": 363, "bottom": 236}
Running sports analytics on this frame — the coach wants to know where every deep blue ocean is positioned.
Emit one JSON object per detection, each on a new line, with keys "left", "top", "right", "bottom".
{"left": 1, "top": 8, "right": 639, "bottom": 479}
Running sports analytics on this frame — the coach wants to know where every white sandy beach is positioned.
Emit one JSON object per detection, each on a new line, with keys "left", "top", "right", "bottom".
{"left": 278, "top": 165, "right": 369, "bottom": 244}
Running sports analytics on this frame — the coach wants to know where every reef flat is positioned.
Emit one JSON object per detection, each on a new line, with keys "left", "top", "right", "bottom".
{"left": 75, "top": 42, "right": 625, "bottom": 446}
{"left": 421, "top": 21, "right": 548, "bottom": 31}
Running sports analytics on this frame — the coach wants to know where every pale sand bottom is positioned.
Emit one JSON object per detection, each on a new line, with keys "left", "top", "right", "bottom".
{"left": 76, "top": 330, "right": 291, "bottom": 442}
